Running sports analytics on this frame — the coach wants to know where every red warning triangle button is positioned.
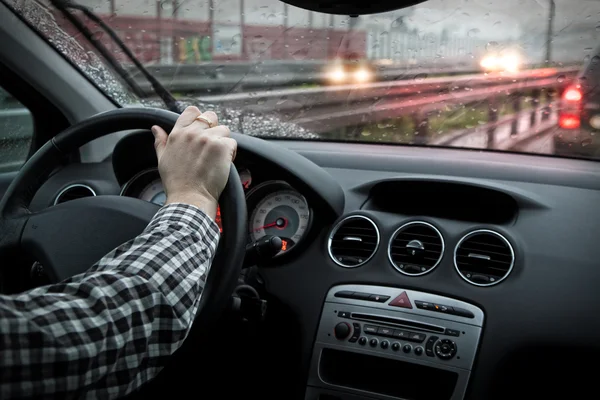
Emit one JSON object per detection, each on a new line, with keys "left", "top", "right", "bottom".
{"left": 389, "top": 291, "right": 413, "bottom": 309}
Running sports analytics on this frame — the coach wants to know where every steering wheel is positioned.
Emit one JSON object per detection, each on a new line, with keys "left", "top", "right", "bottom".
{"left": 0, "top": 108, "right": 247, "bottom": 319}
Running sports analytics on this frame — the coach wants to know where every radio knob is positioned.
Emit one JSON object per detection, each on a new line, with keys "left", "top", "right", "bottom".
{"left": 334, "top": 322, "right": 351, "bottom": 340}
{"left": 435, "top": 339, "right": 457, "bottom": 360}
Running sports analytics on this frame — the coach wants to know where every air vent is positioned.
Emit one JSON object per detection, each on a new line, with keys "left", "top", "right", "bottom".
{"left": 388, "top": 221, "right": 444, "bottom": 276}
{"left": 54, "top": 184, "right": 96, "bottom": 205}
{"left": 328, "top": 215, "right": 380, "bottom": 268}
{"left": 454, "top": 230, "right": 515, "bottom": 286}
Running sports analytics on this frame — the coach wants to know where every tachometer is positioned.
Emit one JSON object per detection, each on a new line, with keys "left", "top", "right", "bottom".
{"left": 248, "top": 182, "right": 310, "bottom": 255}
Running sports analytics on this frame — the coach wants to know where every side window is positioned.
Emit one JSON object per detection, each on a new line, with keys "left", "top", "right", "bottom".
{"left": 0, "top": 87, "right": 34, "bottom": 172}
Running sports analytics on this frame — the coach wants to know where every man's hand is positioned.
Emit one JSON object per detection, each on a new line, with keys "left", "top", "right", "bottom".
{"left": 151, "top": 106, "right": 237, "bottom": 220}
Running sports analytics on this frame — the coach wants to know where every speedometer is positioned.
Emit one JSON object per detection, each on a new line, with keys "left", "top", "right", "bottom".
{"left": 248, "top": 182, "right": 310, "bottom": 255}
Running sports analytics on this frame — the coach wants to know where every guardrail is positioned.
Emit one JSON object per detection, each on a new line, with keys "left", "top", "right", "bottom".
{"left": 130, "top": 60, "right": 485, "bottom": 94}
{"left": 196, "top": 66, "right": 578, "bottom": 150}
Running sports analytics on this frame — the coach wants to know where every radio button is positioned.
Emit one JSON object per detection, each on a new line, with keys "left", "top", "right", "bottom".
{"left": 380, "top": 340, "right": 389, "bottom": 349}
{"left": 334, "top": 322, "right": 351, "bottom": 340}
{"left": 406, "top": 332, "right": 426, "bottom": 343}
{"left": 358, "top": 337, "right": 367, "bottom": 346}
{"left": 364, "top": 325, "right": 378, "bottom": 334}
{"left": 337, "top": 311, "right": 350, "bottom": 318}
{"left": 414, "top": 346, "right": 424, "bottom": 356}
{"left": 349, "top": 323, "right": 361, "bottom": 342}
{"left": 393, "top": 330, "right": 409, "bottom": 339}
{"left": 445, "top": 328, "right": 460, "bottom": 337}
{"left": 402, "top": 344, "right": 412, "bottom": 353}
{"left": 425, "top": 336, "right": 438, "bottom": 357}
{"left": 435, "top": 339, "right": 457, "bottom": 360}
{"left": 369, "top": 338, "right": 379, "bottom": 347}
{"left": 391, "top": 342, "right": 400, "bottom": 351}
{"left": 377, "top": 327, "right": 394, "bottom": 337}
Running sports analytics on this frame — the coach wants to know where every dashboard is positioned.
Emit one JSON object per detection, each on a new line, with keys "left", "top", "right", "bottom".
{"left": 26, "top": 132, "right": 600, "bottom": 400}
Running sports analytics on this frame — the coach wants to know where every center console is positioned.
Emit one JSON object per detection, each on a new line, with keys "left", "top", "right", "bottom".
{"left": 306, "top": 284, "right": 484, "bottom": 400}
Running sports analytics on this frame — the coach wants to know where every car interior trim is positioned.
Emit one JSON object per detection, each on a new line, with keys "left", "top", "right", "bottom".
{"left": 387, "top": 220, "right": 445, "bottom": 277}
{"left": 453, "top": 229, "right": 515, "bottom": 287}
{"left": 327, "top": 214, "right": 381, "bottom": 268}
{"left": 53, "top": 183, "right": 97, "bottom": 206}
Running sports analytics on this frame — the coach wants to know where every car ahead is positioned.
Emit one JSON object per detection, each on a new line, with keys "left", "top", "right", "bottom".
{"left": 322, "top": 58, "right": 377, "bottom": 85}
{"left": 555, "top": 42, "right": 600, "bottom": 158}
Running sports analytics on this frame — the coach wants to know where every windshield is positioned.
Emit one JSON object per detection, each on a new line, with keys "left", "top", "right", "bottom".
{"left": 8, "top": 0, "right": 600, "bottom": 159}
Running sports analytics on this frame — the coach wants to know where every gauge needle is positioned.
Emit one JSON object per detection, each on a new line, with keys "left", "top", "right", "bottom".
{"left": 255, "top": 217, "right": 288, "bottom": 231}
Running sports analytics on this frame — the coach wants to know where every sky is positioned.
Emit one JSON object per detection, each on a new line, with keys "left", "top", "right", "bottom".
{"left": 80, "top": 0, "right": 600, "bottom": 62}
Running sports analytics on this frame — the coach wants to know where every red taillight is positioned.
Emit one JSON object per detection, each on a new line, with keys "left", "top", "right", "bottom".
{"left": 560, "top": 85, "right": 582, "bottom": 129}
{"left": 563, "top": 86, "right": 582, "bottom": 102}
{"left": 559, "top": 114, "right": 581, "bottom": 129}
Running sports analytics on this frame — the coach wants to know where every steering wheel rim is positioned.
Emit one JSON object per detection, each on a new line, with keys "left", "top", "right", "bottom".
{"left": 0, "top": 107, "right": 247, "bottom": 320}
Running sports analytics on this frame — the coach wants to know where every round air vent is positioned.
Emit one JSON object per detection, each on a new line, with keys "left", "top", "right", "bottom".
{"left": 454, "top": 229, "right": 515, "bottom": 286}
{"left": 328, "top": 215, "right": 380, "bottom": 268}
{"left": 388, "top": 221, "right": 444, "bottom": 276}
{"left": 54, "top": 184, "right": 96, "bottom": 205}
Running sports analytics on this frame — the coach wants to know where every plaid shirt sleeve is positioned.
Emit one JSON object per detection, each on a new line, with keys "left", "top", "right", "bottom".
{"left": 0, "top": 203, "right": 220, "bottom": 399}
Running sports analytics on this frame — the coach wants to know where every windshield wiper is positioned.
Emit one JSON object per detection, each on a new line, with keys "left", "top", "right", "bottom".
{"left": 50, "top": 0, "right": 182, "bottom": 113}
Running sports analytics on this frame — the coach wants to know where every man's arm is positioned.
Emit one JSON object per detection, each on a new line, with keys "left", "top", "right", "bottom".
{"left": 0, "top": 203, "right": 219, "bottom": 399}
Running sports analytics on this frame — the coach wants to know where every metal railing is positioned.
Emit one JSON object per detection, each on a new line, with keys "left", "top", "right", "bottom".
{"left": 196, "top": 66, "right": 578, "bottom": 150}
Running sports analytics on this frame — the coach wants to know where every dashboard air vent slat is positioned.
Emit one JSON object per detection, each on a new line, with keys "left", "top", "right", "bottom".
{"left": 454, "top": 230, "right": 515, "bottom": 286}
{"left": 388, "top": 221, "right": 444, "bottom": 276}
{"left": 54, "top": 184, "right": 96, "bottom": 205}
{"left": 328, "top": 215, "right": 380, "bottom": 268}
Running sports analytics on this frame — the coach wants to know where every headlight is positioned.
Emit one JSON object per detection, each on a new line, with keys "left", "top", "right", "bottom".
{"left": 499, "top": 54, "right": 520, "bottom": 72}
{"left": 480, "top": 55, "right": 498, "bottom": 70}
{"left": 327, "top": 67, "right": 346, "bottom": 83}
{"left": 353, "top": 68, "right": 372, "bottom": 83}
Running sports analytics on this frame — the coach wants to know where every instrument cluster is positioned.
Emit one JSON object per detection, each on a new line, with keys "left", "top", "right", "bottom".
{"left": 120, "top": 166, "right": 311, "bottom": 256}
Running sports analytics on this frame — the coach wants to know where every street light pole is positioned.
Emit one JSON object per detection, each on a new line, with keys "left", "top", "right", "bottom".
{"left": 545, "top": 0, "right": 555, "bottom": 65}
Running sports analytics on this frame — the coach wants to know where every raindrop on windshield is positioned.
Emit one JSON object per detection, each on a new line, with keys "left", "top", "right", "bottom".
{"left": 493, "top": 21, "right": 501, "bottom": 27}
{"left": 584, "top": 55, "right": 591, "bottom": 63}
{"left": 486, "top": 41, "right": 499, "bottom": 51}
{"left": 257, "top": 97, "right": 267, "bottom": 105}
{"left": 581, "top": 138, "right": 593, "bottom": 147}
{"left": 160, "top": 0, "right": 172, "bottom": 11}
{"left": 232, "top": 33, "right": 241, "bottom": 44}
{"left": 267, "top": 13, "right": 277, "bottom": 21}
{"left": 593, "top": 56, "right": 600, "bottom": 64}
{"left": 557, "top": 75, "right": 566, "bottom": 83}
{"left": 391, "top": 17, "right": 404, "bottom": 28}
{"left": 596, "top": 25, "right": 600, "bottom": 32}
{"left": 414, "top": 73, "right": 428, "bottom": 81}
{"left": 467, "top": 29, "right": 480, "bottom": 38}
{"left": 292, "top": 48, "right": 309, "bottom": 60}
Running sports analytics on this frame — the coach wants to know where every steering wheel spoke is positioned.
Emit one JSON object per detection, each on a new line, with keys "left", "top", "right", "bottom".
{"left": 21, "top": 196, "right": 159, "bottom": 282}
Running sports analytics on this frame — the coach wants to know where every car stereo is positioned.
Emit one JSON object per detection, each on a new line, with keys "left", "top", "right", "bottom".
{"left": 306, "top": 284, "right": 484, "bottom": 400}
